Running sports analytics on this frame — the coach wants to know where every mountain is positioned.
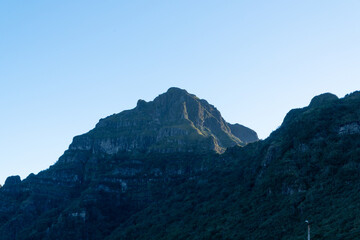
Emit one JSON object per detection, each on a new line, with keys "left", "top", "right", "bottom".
{"left": 0, "top": 89, "right": 359, "bottom": 240}
{"left": 107, "top": 91, "right": 360, "bottom": 240}
{"left": 0, "top": 87, "right": 257, "bottom": 240}
{"left": 67, "top": 87, "right": 258, "bottom": 157}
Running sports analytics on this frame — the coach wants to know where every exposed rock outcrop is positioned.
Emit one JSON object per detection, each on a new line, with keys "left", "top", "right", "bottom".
{"left": 63, "top": 87, "right": 258, "bottom": 160}
{"left": 339, "top": 121, "right": 360, "bottom": 135}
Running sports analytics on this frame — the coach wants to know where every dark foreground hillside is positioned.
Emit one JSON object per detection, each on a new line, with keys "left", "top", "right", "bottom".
{"left": 0, "top": 90, "right": 359, "bottom": 240}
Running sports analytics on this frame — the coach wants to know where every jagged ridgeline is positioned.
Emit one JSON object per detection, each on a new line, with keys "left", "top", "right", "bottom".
{"left": 0, "top": 89, "right": 359, "bottom": 240}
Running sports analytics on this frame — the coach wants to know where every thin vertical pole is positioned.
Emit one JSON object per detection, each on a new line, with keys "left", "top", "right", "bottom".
{"left": 307, "top": 223, "right": 310, "bottom": 240}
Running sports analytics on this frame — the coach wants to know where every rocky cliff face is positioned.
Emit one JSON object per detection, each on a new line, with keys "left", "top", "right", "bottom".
{"left": 63, "top": 87, "right": 258, "bottom": 160}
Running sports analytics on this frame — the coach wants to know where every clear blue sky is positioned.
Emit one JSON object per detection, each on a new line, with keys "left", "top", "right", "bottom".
{"left": 1, "top": 1, "right": 359, "bottom": 185}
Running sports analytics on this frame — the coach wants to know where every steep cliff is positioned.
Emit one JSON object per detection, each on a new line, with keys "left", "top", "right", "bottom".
{"left": 65, "top": 87, "right": 258, "bottom": 159}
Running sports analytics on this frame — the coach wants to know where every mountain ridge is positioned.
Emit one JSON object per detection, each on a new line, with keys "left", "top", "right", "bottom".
{"left": 64, "top": 87, "right": 258, "bottom": 159}
{"left": 106, "top": 90, "right": 360, "bottom": 240}
{"left": 0, "top": 89, "right": 359, "bottom": 240}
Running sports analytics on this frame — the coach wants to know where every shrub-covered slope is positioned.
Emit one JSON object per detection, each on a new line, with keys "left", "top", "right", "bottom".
{"left": 0, "top": 87, "right": 257, "bottom": 240}
{"left": 107, "top": 91, "right": 360, "bottom": 240}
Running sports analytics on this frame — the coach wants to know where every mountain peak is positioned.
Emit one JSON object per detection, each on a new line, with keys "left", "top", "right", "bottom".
{"left": 64, "top": 88, "right": 258, "bottom": 159}
{"left": 153, "top": 87, "right": 197, "bottom": 108}
{"left": 309, "top": 92, "right": 338, "bottom": 107}
{"left": 166, "top": 87, "right": 189, "bottom": 95}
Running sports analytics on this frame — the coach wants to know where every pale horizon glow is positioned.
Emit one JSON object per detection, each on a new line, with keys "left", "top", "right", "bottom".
{"left": 1, "top": 1, "right": 359, "bottom": 185}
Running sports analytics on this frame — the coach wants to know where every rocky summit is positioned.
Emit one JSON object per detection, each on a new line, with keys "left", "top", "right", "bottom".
{"left": 66, "top": 87, "right": 258, "bottom": 158}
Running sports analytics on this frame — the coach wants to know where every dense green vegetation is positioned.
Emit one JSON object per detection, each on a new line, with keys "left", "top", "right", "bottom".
{"left": 105, "top": 92, "right": 360, "bottom": 239}
{"left": 106, "top": 135, "right": 360, "bottom": 239}
{"left": 0, "top": 91, "right": 359, "bottom": 239}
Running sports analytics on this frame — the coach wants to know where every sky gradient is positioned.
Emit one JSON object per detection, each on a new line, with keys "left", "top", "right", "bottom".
{"left": 1, "top": 1, "right": 359, "bottom": 185}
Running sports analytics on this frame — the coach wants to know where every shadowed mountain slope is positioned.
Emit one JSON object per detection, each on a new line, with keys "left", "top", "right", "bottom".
{"left": 66, "top": 87, "right": 258, "bottom": 158}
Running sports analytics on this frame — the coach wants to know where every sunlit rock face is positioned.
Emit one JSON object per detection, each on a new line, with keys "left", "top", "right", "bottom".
{"left": 63, "top": 87, "right": 258, "bottom": 161}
